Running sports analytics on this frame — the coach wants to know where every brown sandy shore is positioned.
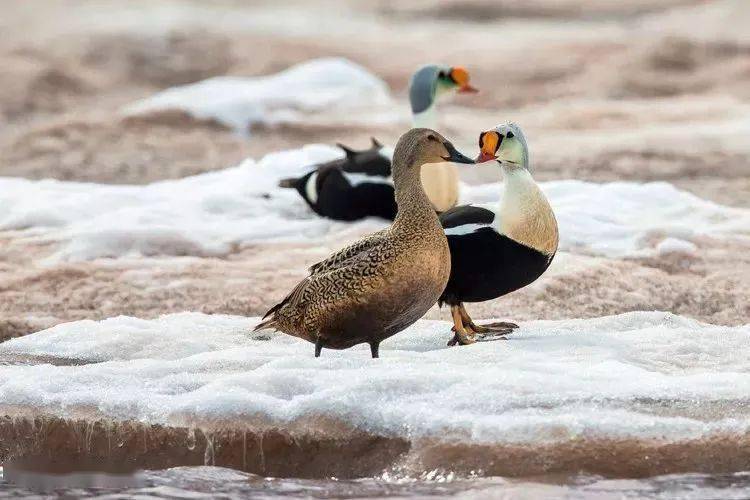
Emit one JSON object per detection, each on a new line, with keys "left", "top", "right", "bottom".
{"left": 1, "top": 0, "right": 749, "bottom": 480}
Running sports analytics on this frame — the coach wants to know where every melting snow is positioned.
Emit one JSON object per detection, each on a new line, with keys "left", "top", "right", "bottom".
{"left": 656, "top": 237, "right": 699, "bottom": 256}
{"left": 0, "top": 145, "right": 748, "bottom": 261}
{"left": 124, "top": 58, "right": 393, "bottom": 133}
{"left": 0, "top": 312, "right": 748, "bottom": 444}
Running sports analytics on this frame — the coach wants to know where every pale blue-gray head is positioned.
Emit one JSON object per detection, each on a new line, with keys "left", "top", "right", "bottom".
{"left": 409, "top": 65, "right": 477, "bottom": 125}
{"left": 477, "top": 122, "right": 530, "bottom": 171}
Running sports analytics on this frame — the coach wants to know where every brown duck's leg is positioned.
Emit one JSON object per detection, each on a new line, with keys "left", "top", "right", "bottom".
{"left": 315, "top": 338, "right": 323, "bottom": 358}
{"left": 459, "top": 304, "right": 517, "bottom": 335}
{"left": 370, "top": 342, "right": 380, "bottom": 359}
{"left": 448, "top": 305, "right": 476, "bottom": 346}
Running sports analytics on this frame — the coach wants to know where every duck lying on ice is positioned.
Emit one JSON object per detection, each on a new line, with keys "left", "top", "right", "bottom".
{"left": 278, "top": 65, "right": 477, "bottom": 221}
{"left": 255, "top": 128, "right": 475, "bottom": 357}
{"left": 439, "top": 123, "right": 559, "bottom": 345}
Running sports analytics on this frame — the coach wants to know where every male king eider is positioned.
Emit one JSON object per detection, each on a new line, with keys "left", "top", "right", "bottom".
{"left": 279, "top": 138, "right": 397, "bottom": 221}
{"left": 255, "top": 129, "right": 475, "bottom": 358}
{"left": 278, "top": 65, "right": 477, "bottom": 221}
{"left": 439, "top": 123, "right": 559, "bottom": 345}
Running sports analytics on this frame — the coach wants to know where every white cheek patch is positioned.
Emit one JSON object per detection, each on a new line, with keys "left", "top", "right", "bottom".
{"left": 304, "top": 171, "right": 319, "bottom": 204}
{"left": 499, "top": 140, "right": 524, "bottom": 165}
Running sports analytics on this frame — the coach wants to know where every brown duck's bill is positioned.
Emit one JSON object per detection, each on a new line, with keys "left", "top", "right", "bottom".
{"left": 442, "top": 142, "right": 475, "bottom": 164}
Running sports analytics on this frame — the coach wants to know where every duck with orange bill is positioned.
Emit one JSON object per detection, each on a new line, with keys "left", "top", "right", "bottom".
{"left": 278, "top": 65, "right": 477, "bottom": 221}
{"left": 438, "top": 123, "right": 559, "bottom": 345}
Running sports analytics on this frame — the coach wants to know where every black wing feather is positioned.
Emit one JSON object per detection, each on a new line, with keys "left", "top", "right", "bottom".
{"left": 440, "top": 205, "right": 496, "bottom": 229}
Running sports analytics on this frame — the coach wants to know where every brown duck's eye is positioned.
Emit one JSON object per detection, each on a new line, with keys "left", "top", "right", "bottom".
{"left": 427, "top": 134, "right": 438, "bottom": 142}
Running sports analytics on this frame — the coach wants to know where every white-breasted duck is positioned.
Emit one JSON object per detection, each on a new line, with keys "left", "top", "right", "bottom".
{"left": 278, "top": 65, "right": 477, "bottom": 220}
{"left": 438, "top": 123, "right": 559, "bottom": 345}
{"left": 255, "top": 128, "right": 475, "bottom": 358}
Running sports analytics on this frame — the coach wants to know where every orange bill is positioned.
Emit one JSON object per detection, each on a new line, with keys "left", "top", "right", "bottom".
{"left": 451, "top": 67, "right": 478, "bottom": 93}
{"left": 477, "top": 131, "right": 500, "bottom": 162}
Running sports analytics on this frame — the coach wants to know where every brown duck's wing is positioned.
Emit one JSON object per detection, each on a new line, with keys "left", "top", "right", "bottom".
{"left": 273, "top": 238, "right": 395, "bottom": 324}
{"left": 299, "top": 244, "right": 393, "bottom": 313}
{"left": 308, "top": 229, "right": 389, "bottom": 275}
{"left": 258, "top": 234, "right": 391, "bottom": 331}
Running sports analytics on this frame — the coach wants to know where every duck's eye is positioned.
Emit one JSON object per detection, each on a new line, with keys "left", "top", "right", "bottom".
{"left": 437, "top": 71, "right": 446, "bottom": 79}
{"left": 506, "top": 131, "right": 515, "bottom": 139}
{"left": 427, "top": 134, "right": 438, "bottom": 142}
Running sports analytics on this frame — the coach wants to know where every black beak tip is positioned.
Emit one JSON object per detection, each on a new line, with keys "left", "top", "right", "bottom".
{"left": 443, "top": 143, "right": 475, "bottom": 165}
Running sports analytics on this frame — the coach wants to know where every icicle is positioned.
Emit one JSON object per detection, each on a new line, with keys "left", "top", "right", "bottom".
{"left": 186, "top": 427, "right": 196, "bottom": 451}
{"left": 204, "top": 432, "right": 215, "bottom": 466}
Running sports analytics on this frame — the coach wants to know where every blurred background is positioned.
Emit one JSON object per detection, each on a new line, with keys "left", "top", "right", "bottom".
{"left": 2, "top": 0, "right": 748, "bottom": 202}
{"left": 0, "top": 0, "right": 748, "bottom": 339}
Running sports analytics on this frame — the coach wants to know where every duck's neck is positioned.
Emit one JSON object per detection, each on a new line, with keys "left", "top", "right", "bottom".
{"left": 495, "top": 167, "right": 559, "bottom": 256}
{"left": 412, "top": 104, "right": 437, "bottom": 129}
{"left": 392, "top": 164, "right": 441, "bottom": 234}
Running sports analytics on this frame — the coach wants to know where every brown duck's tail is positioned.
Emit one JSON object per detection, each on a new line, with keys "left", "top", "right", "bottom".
{"left": 278, "top": 177, "right": 299, "bottom": 189}
{"left": 253, "top": 301, "right": 283, "bottom": 331}
{"left": 253, "top": 316, "right": 277, "bottom": 332}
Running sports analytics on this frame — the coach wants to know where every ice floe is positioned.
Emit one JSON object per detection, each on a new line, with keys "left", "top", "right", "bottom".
{"left": 124, "top": 58, "right": 393, "bottom": 134}
{"left": 1, "top": 145, "right": 748, "bottom": 261}
{"left": 0, "top": 311, "right": 748, "bottom": 446}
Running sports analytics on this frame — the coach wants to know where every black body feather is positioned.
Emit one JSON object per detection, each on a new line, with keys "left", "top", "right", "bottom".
{"left": 438, "top": 206, "right": 554, "bottom": 307}
{"left": 279, "top": 141, "right": 396, "bottom": 221}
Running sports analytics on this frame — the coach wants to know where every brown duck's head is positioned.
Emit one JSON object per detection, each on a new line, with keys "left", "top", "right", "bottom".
{"left": 392, "top": 128, "right": 474, "bottom": 178}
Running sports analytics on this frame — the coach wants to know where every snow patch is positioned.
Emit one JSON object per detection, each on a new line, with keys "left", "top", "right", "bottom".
{"left": 124, "top": 58, "right": 393, "bottom": 134}
{"left": 1, "top": 152, "right": 747, "bottom": 261}
{"left": 462, "top": 180, "right": 750, "bottom": 256}
{"left": 0, "top": 144, "right": 384, "bottom": 261}
{"left": 0, "top": 312, "right": 748, "bottom": 445}
{"left": 656, "top": 237, "right": 698, "bottom": 256}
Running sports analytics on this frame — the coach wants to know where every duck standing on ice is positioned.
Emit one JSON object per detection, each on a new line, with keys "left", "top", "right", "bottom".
{"left": 439, "top": 123, "right": 558, "bottom": 345}
{"left": 255, "top": 128, "right": 475, "bottom": 358}
{"left": 278, "top": 65, "right": 477, "bottom": 220}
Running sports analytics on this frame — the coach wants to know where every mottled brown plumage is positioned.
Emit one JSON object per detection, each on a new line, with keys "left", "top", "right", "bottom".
{"left": 254, "top": 128, "right": 474, "bottom": 357}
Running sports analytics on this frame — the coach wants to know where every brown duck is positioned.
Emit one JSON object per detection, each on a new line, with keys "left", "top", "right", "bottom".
{"left": 254, "top": 128, "right": 474, "bottom": 357}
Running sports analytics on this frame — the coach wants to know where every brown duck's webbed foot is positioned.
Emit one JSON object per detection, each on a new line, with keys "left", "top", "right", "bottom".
{"left": 370, "top": 342, "right": 380, "bottom": 359}
{"left": 315, "top": 338, "right": 323, "bottom": 358}
{"left": 447, "top": 305, "right": 476, "bottom": 346}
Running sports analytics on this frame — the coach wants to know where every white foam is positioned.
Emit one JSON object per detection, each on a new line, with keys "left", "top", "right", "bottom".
{"left": 0, "top": 312, "right": 748, "bottom": 445}
{"left": 124, "top": 58, "right": 393, "bottom": 134}
{"left": 1, "top": 151, "right": 748, "bottom": 261}
{"left": 0, "top": 144, "right": 383, "bottom": 261}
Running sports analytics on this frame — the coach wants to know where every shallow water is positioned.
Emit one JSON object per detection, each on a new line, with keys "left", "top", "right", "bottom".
{"left": 2, "top": 465, "right": 750, "bottom": 499}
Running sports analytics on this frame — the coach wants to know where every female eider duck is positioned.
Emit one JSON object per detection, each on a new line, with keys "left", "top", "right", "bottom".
{"left": 439, "top": 123, "right": 558, "bottom": 345}
{"left": 255, "top": 128, "right": 475, "bottom": 357}
{"left": 278, "top": 65, "right": 477, "bottom": 221}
